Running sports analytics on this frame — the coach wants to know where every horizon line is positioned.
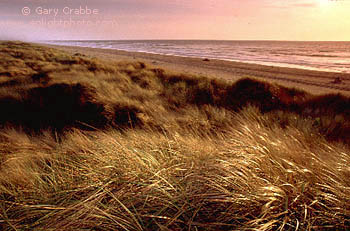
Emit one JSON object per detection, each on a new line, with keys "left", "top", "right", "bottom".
{"left": 39, "top": 39, "right": 350, "bottom": 42}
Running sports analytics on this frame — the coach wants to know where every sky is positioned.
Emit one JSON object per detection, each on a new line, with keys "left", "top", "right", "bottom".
{"left": 0, "top": 0, "right": 350, "bottom": 41}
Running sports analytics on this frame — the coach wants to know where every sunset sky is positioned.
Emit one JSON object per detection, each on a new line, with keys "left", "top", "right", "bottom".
{"left": 0, "top": 0, "right": 350, "bottom": 41}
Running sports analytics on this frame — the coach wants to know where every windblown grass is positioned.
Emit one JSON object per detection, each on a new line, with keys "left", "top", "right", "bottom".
{"left": 0, "top": 41, "right": 349, "bottom": 230}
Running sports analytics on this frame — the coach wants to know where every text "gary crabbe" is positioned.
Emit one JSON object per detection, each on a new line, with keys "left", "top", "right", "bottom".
{"left": 23, "top": 6, "right": 99, "bottom": 17}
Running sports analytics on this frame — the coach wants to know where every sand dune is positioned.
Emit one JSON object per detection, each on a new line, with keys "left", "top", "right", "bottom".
{"left": 1, "top": 41, "right": 349, "bottom": 230}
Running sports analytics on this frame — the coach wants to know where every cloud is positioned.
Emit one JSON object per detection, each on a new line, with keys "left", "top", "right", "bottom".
{"left": 266, "top": 0, "right": 318, "bottom": 9}
{"left": 291, "top": 3, "right": 318, "bottom": 8}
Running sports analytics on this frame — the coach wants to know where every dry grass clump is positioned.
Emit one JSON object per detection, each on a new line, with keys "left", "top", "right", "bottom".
{"left": 0, "top": 41, "right": 350, "bottom": 230}
{"left": 0, "top": 108, "right": 349, "bottom": 230}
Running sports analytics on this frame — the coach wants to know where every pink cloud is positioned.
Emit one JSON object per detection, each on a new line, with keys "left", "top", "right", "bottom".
{"left": 292, "top": 3, "right": 318, "bottom": 7}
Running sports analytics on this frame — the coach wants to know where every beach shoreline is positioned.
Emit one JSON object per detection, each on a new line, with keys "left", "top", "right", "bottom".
{"left": 42, "top": 43, "right": 350, "bottom": 95}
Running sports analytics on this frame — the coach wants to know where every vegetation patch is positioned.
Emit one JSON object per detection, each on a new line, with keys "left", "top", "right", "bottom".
{"left": 0, "top": 42, "right": 349, "bottom": 230}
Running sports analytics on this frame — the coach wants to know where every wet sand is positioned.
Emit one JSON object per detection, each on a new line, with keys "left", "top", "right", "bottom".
{"left": 43, "top": 44, "right": 350, "bottom": 96}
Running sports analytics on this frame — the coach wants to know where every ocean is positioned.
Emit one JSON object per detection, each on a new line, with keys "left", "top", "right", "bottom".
{"left": 46, "top": 40, "right": 350, "bottom": 73}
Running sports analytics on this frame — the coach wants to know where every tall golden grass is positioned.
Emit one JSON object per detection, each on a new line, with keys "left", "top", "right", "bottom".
{"left": 0, "top": 41, "right": 349, "bottom": 230}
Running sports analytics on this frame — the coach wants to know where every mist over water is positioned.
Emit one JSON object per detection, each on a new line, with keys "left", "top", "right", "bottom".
{"left": 46, "top": 40, "right": 350, "bottom": 73}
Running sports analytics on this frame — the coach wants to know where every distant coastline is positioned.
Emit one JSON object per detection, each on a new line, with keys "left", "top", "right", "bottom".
{"left": 43, "top": 40, "right": 350, "bottom": 74}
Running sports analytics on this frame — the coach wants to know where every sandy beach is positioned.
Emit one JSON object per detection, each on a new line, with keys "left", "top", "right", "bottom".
{"left": 44, "top": 43, "right": 350, "bottom": 96}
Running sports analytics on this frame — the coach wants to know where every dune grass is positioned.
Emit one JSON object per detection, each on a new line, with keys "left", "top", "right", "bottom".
{"left": 0, "top": 41, "right": 349, "bottom": 230}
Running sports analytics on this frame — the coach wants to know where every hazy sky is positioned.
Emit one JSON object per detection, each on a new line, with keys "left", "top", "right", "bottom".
{"left": 1, "top": 0, "right": 350, "bottom": 41}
